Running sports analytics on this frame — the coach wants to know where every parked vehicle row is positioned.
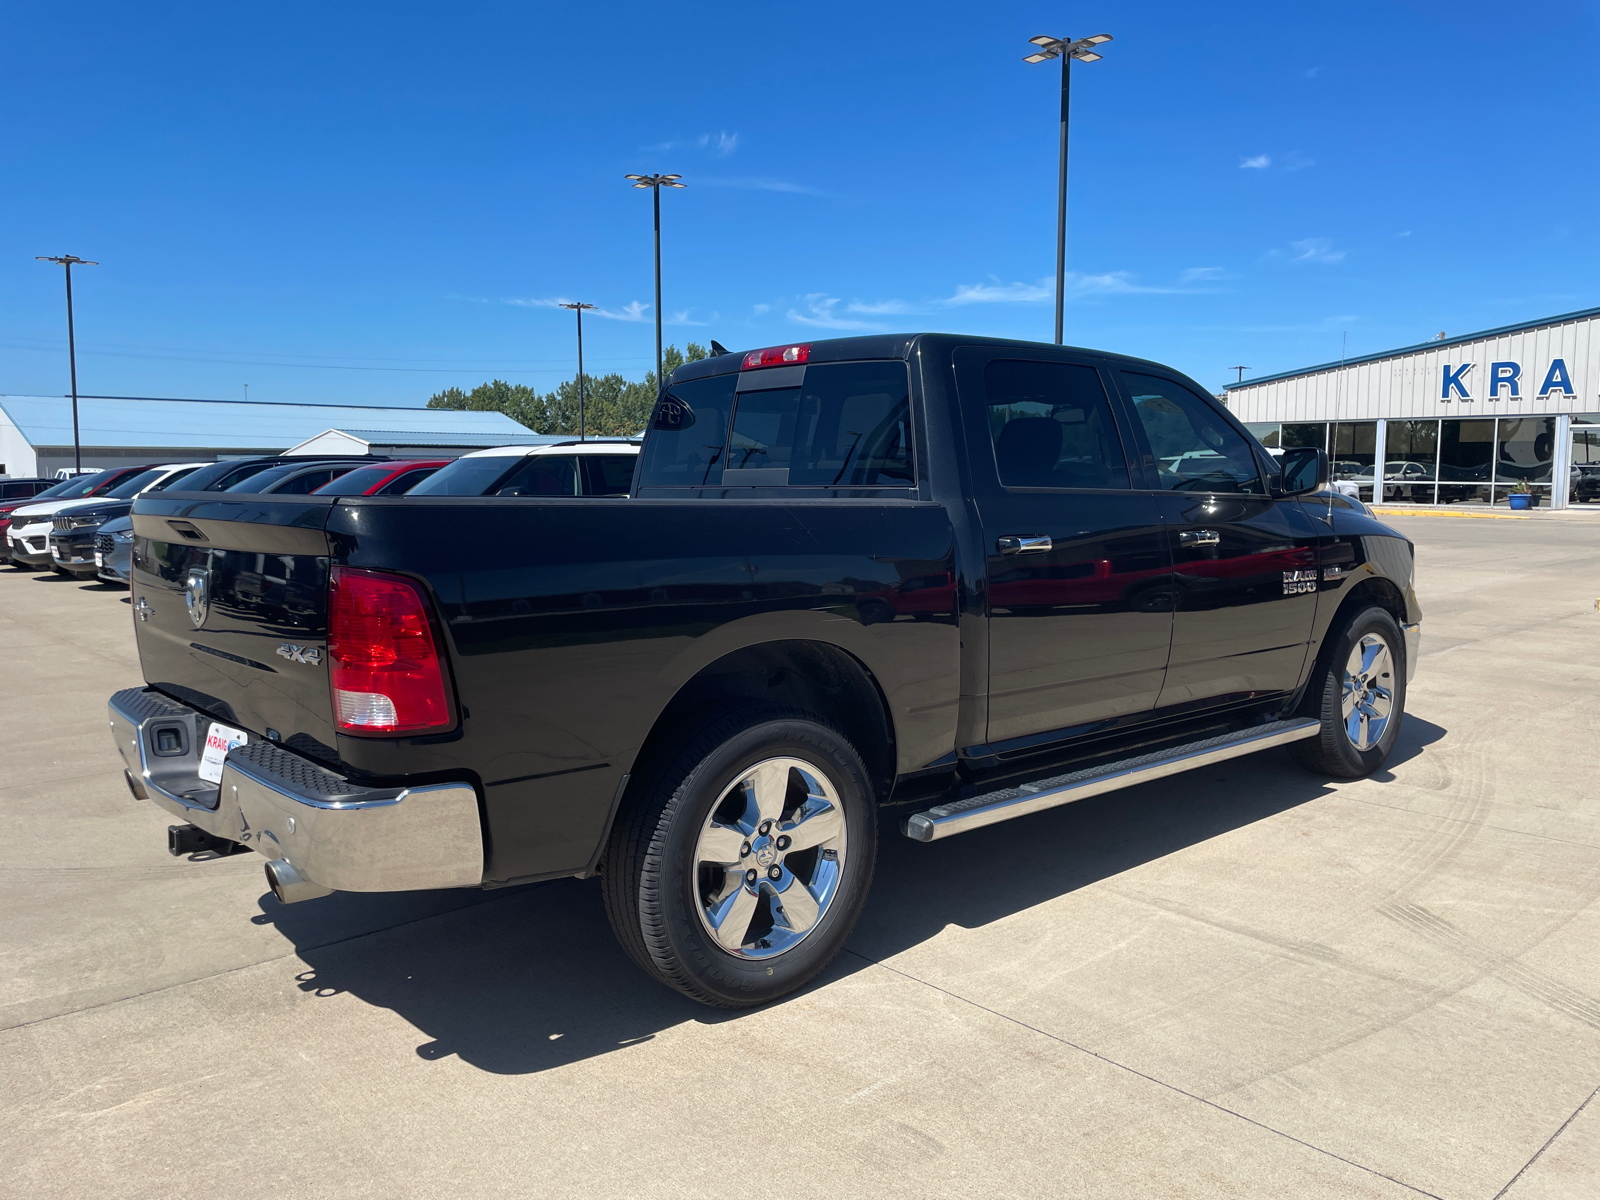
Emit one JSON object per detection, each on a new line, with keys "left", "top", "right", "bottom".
{"left": 2, "top": 441, "right": 642, "bottom": 585}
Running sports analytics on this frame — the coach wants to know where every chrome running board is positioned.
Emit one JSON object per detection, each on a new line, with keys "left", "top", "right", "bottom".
{"left": 902, "top": 718, "right": 1320, "bottom": 843}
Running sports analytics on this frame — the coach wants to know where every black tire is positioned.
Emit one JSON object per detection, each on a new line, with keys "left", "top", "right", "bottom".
{"left": 1292, "top": 605, "right": 1407, "bottom": 778}
{"left": 602, "top": 704, "right": 878, "bottom": 1008}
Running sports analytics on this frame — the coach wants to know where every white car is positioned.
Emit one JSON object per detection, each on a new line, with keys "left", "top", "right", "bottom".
{"left": 6, "top": 462, "right": 209, "bottom": 570}
{"left": 405, "top": 440, "right": 640, "bottom": 498}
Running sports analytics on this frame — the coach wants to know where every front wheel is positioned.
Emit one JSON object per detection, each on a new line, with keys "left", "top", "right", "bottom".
{"left": 602, "top": 705, "right": 878, "bottom": 1008}
{"left": 1292, "top": 605, "right": 1407, "bottom": 778}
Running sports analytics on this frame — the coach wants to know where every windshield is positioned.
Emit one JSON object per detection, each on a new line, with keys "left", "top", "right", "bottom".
{"left": 105, "top": 468, "right": 168, "bottom": 499}
{"left": 38, "top": 475, "right": 111, "bottom": 501}
{"left": 146, "top": 466, "right": 200, "bottom": 491}
{"left": 406, "top": 455, "right": 524, "bottom": 496}
{"left": 28, "top": 477, "right": 94, "bottom": 500}
{"left": 311, "top": 465, "right": 393, "bottom": 495}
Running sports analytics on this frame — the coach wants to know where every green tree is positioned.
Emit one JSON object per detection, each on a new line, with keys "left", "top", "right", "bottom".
{"left": 426, "top": 343, "right": 711, "bottom": 438}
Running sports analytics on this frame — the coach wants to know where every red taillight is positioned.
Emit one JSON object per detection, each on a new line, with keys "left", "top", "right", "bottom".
{"left": 741, "top": 343, "right": 811, "bottom": 370}
{"left": 327, "top": 566, "right": 453, "bottom": 736}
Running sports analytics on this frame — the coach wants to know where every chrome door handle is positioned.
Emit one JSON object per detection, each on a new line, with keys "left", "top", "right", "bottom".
{"left": 1178, "top": 530, "right": 1220, "bottom": 548}
{"left": 997, "top": 535, "right": 1052, "bottom": 555}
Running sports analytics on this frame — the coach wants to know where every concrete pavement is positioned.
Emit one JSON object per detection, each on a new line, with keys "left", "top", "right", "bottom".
{"left": 2, "top": 517, "right": 1597, "bottom": 1198}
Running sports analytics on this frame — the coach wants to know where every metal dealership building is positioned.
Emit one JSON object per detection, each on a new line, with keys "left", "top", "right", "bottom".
{"left": 1225, "top": 305, "right": 1600, "bottom": 509}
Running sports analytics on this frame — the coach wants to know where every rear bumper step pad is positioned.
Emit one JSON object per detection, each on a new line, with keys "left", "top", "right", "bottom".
{"left": 902, "top": 718, "right": 1320, "bottom": 842}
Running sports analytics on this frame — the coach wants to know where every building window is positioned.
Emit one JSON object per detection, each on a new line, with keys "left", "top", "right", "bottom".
{"left": 1281, "top": 423, "right": 1327, "bottom": 451}
{"left": 1331, "top": 421, "right": 1377, "bottom": 500}
{"left": 1384, "top": 420, "right": 1440, "bottom": 504}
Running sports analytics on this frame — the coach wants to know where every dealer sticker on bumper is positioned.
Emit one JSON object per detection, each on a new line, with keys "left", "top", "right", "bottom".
{"left": 199, "top": 722, "right": 249, "bottom": 784}
{"left": 95, "top": 551, "right": 104, "bottom": 568}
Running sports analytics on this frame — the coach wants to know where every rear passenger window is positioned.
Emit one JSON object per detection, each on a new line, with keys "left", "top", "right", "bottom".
{"left": 1123, "top": 373, "right": 1263, "bottom": 494}
{"left": 638, "top": 374, "right": 737, "bottom": 487}
{"left": 724, "top": 362, "right": 913, "bottom": 487}
{"left": 984, "top": 360, "right": 1130, "bottom": 489}
{"left": 494, "top": 455, "right": 578, "bottom": 496}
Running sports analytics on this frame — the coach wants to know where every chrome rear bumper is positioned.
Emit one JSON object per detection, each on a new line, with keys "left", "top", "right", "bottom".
{"left": 108, "top": 687, "right": 483, "bottom": 894}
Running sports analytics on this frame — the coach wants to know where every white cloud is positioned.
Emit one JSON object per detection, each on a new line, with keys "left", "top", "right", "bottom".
{"left": 752, "top": 303, "right": 770, "bottom": 316}
{"left": 944, "top": 277, "right": 1055, "bottom": 305}
{"left": 1398, "top": 230, "right": 1412, "bottom": 238}
{"left": 1304, "top": 66, "right": 1322, "bottom": 79}
{"left": 1240, "top": 154, "right": 1271, "bottom": 169}
{"left": 646, "top": 130, "right": 739, "bottom": 157}
{"left": 1178, "top": 267, "right": 1228, "bottom": 283}
{"left": 1288, "top": 238, "right": 1345, "bottom": 264}
{"left": 787, "top": 295, "right": 888, "bottom": 331}
{"left": 696, "top": 176, "right": 824, "bottom": 195}
{"left": 597, "top": 301, "right": 651, "bottom": 322}
{"left": 846, "top": 299, "right": 916, "bottom": 315}
{"left": 943, "top": 271, "right": 1205, "bottom": 304}
{"left": 668, "top": 309, "right": 718, "bottom": 326}
{"left": 503, "top": 297, "right": 652, "bottom": 321}
{"left": 1282, "top": 151, "right": 1316, "bottom": 171}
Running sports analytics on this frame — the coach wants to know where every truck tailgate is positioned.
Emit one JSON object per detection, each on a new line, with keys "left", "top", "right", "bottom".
{"left": 130, "top": 497, "right": 340, "bottom": 765}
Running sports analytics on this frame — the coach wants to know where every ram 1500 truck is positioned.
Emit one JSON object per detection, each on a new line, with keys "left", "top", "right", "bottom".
{"left": 110, "top": 334, "right": 1420, "bottom": 1008}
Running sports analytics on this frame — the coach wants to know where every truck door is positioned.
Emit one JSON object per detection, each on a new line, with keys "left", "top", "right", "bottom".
{"left": 955, "top": 349, "right": 1174, "bottom": 753}
{"left": 1115, "top": 370, "right": 1322, "bottom": 708}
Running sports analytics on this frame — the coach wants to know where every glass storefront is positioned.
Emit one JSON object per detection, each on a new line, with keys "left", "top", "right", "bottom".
{"left": 1570, "top": 415, "right": 1600, "bottom": 505}
{"left": 1246, "top": 416, "right": 1559, "bottom": 506}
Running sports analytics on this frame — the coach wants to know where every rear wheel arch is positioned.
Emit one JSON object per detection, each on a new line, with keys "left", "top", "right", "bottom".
{"left": 624, "top": 639, "right": 897, "bottom": 810}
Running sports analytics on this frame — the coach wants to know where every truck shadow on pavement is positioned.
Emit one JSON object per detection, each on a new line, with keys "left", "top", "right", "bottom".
{"left": 257, "top": 715, "right": 1446, "bottom": 1076}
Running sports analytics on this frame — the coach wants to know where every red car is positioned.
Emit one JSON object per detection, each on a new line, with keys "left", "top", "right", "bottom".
{"left": 309, "top": 460, "right": 451, "bottom": 497}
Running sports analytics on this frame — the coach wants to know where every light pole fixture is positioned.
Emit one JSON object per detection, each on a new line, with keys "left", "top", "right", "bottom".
{"left": 1022, "top": 33, "right": 1112, "bottom": 345}
{"left": 624, "top": 172, "right": 685, "bottom": 389}
{"left": 35, "top": 254, "right": 99, "bottom": 474}
{"left": 1230, "top": 366, "right": 1252, "bottom": 384}
{"left": 559, "top": 301, "right": 597, "bottom": 440}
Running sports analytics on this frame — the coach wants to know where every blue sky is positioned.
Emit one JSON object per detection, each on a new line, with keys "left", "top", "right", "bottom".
{"left": 2, "top": 1, "right": 1597, "bottom": 405}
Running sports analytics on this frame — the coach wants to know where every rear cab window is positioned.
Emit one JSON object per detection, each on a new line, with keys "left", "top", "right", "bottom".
{"left": 638, "top": 360, "right": 913, "bottom": 492}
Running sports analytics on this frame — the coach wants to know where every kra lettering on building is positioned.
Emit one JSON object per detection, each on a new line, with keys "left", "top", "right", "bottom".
{"left": 1438, "top": 359, "right": 1576, "bottom": 403}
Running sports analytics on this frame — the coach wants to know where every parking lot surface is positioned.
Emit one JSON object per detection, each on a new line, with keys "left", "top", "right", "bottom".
{"left": 2, "top": 517, "right": 1598, "bottom": 1199}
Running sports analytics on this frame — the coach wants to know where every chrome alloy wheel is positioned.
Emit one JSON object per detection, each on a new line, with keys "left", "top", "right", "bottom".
{"left": 1341, "top": 632, "right": 1395, "bottom": 751}
{"left": 691, "top": 757, "right": 848, "bottom": 960}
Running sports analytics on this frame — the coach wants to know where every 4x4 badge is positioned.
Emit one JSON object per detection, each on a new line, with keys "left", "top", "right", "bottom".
{"left": 276, "top": 644, "right": 322, "bottom": 665}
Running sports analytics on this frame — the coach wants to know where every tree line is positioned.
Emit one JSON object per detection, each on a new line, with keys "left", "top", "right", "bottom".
{"left": 426, "top": 343, "right": 710, "bottom": 436}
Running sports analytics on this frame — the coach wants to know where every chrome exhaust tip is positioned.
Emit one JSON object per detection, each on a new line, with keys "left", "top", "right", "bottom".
{"left": 264, "top": 858, "right": 333, "bottom": 905}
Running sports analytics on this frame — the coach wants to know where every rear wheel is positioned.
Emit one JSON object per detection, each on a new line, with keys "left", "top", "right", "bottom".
{"left": 1292, "top": 605, "right": 1406, "bottom": 778}
{"left": 602, "top": 705, "right": 877, "bottom": 1008}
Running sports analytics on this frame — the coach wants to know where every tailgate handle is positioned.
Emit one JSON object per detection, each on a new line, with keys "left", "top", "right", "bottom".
{"left": 1179, "top": 529, "right": 1220, "bottom": 548}
{"left": 166, "top": 520, "right": 208, "bottom": 542}
{"left": 997, "top": 535, "right": 1052, "bottom": 555}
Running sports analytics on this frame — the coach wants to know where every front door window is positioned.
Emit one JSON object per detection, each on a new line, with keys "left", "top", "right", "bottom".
{"left": 1124, "top": 375, "right": 1264, "bottom": 494}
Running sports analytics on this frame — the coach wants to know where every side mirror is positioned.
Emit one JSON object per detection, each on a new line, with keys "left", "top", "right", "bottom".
{"left": 1277, "top": 446, "right": 1327, "bottom": 496}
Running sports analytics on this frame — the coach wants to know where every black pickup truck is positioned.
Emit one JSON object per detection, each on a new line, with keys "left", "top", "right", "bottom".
{"left": 110, "top": 333, "right": 1420, "bottom": 1008}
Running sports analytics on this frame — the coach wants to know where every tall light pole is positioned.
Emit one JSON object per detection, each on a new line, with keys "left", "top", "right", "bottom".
{"left": 559, "top": 301, "right": 597, "bottom": 440}
{"left": 35, "top": 254, "right": 99, "bottom": 474}
{"left": 1230, "top": 366, "right": 1252, "bottom": 384}
{"left": 624, "top": 172, "right": 685, "bottom": 390}
{"left": 1023, "top": 33, "right": 1112, "bottom": 345}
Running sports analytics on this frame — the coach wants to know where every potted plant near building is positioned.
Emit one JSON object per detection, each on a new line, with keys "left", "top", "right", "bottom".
{"left": 1508, "top": 480, "right": 1535, "bottom": 510}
